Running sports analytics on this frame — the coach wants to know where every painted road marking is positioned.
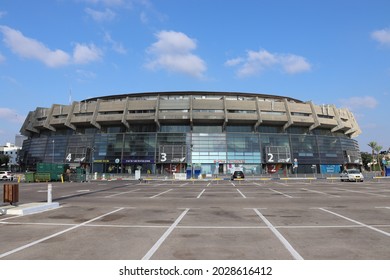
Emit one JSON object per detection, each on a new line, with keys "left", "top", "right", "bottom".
{"left": 197, "top": 189, "right": 206, "bottom": 199}
{"left": 253, "top": 208, "right": 303, "bottom": 260}
{"left": 301, "top": 188, "right": 340, "bottom": 198}
{"left": 335, "top": 188, "right": 387, "bottom": 197}
{"left": 319, "top": 208, "right": 390, "bottom": 237}
{"left": 105, "top": 188, "right": 141, "bottom": 198}
{"left": 0, "top": 208, "right": 124, "bottom": 259}
{"left": 269, "top": 188, "right": 294, "bottom": 199}
{"left": 149, "top": 189, "right": 173, "bottom": 198}
{"left": 142, "top": 208, "right": 190, "bottom": 260}
{"left": 236, "top": 189, "right": 247, "bottom": 198}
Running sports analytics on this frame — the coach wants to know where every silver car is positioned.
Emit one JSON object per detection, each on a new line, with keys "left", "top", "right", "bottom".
{"left": 340, "top": 169, "right": 364, "bottom": 182}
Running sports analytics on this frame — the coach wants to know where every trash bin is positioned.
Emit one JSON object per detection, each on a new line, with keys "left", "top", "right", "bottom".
{"left": 3, "top": 184, "right": 19, "bottom": 205}
{"left": 25, "top": 172, "right": 35, "bottom": 183}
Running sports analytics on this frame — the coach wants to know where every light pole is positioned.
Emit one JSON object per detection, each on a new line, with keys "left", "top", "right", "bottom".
{"left": 52, "top": 140, "right": 55, "bottom": 163}
{"left": 190, "top": 144, "right": 194, "bottom": 179}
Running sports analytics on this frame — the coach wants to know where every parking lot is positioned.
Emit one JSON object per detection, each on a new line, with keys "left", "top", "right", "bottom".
{"left": 1, "top": 178, "right": 390, "bottom": 260}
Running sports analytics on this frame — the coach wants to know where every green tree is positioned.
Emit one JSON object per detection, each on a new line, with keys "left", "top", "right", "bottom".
{"left": 367, "top": 141, "right": 377, "bottom": 171}
{"left": 0, "top": 154, "right": 10, "bottom": 169}
{"left": 374, "top": 145, "right": 383, "bottom": 172}
{"left": 360, "top": 152, "right": 372, "bottom": 170}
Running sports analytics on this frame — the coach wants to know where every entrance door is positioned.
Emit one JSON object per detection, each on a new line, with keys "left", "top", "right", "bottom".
{"left": 219, "top": 164, "right": 224, "bottom": 174}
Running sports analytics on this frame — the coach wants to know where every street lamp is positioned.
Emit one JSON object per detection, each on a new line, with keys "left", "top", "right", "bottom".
{"left": 190, "top": 144, "right": 194, "bottom": 179}
{"left": 52, "top": 140, "right": 55, "bottom": 163}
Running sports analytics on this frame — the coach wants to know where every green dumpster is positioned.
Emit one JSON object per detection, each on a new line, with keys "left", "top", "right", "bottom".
{"left": 25, "top": 172, "right": 35, "bottom": 183}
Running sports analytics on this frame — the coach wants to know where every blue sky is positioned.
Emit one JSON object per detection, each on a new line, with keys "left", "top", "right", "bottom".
{"left": 0, "top": 0, "right": 389, "bottom": 152}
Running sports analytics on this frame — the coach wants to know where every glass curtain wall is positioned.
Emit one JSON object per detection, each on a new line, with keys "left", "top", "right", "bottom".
{"left": 156, "top": 133, "right": 187, "bottom": 174}
{"left": 121, "top": 133, "right": 156, "bottom": 175}
{"left": 191, "top": 133, "right": 226, "bottom": 175}
{"left": 92, "top": 133, "right": 122, "bottom": 173}
{"left": 227, "top": 133, "right": 261, "bottom": 174}
{"left": 259, "top": 134, "right": 290, "bottom": 174}
{"left": 290, "top": 134, "right": 319, "bottom": 174}
{"left": 20, "top": 128, "right": 362, "bottom": 175}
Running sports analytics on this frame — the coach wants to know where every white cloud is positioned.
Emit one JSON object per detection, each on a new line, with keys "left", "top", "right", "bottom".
{"left": 339, "top": 96, "right": 378, "bottom": 110}
{"left": 224, "top": 57, "right": 243, "bottom": 67}
{"left": 371, "top": 28, "right": 390, "bottom": 46}
{"left": 73, "top": 43, "right": 103, "bottom": 64}
{"left": 140, "top": 11, "right": 148, "bottom": 24}
{"left": 0, "top": 108, "right": 25, "bottom": 124}
{"left": 0, "top": 26, "right": 103, "bottom": 67}
{"left": 226, "top": 48, "right": 311, "bottom": 77}
{"left": 0, "top": 52, "right": 5, "bottom": 63}
{"left": 85, "top": 7, "right": 116, "bottom": 21}
{"left": 0, "top": 25, "right": 70, "bottom": 67}
{"left": 145, "top": 30, "right": 206, "bottom": 78}
{"left": 280, "top": 54, "right": 311, "bottom": 74}
{"left": 103, "top": 31, "right": 127, "bottom": 54}
{"left": 81, "top": 0, "right": 126, "bottom": 6}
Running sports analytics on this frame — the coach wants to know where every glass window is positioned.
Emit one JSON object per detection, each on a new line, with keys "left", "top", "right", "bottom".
{"left": 160, "top": 125, "right": 190, "bottom": 133}
{"left": 129, "top": 124, "right": 157, "bottom": 132}
{"left": 226, "top": 125, "right": 253, "bottom": 132}
{"left": 290, "top": 135, "right": 318, "bottom": 164}
{"left": 258, "top": 126, "right": 283, "bottom": 133}
{"left": 317, "top": 136, "right": 343, "bottom": 164}
{"left": 193, "top": 125, "right": 223, "bottom": 133}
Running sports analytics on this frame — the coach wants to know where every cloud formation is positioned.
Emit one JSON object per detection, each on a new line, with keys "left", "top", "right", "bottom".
{"left": 339, "top": 96, "right": 378, "bottom": 110}
{"left": 82, "top": 0, "right": 126, "bottom": 6}
{"left": 145, "top": 30, "right": 207, "bottom": 78}
{"left": 0, "top": 108, "right": 25, "bottom": 124}
{"left": 73, "top": 43, "right": 103, "bottom": 64}
{"left": 0, "top": 52, "right": 5, "bottom": 63}
{"left": 85, "top": 7, "right": 116, "bottom": 21}
{"left": 371, "top": 28, "right": 390, "bottom": 46}
{"left": 225, "top": 49, "right": 311, "bottom": 77}
{"left": 103, "top": 31, "right": 127, "bottom": 54}
{"left": 0, "top": 25, "right": 102, "bottom": 67}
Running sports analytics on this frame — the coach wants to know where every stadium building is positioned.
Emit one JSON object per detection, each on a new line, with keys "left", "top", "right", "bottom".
{"left": 19, "top": 91, "right": 362, "bottom": 176}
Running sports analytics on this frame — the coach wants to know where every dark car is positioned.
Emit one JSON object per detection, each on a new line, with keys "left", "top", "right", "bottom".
{"left": 231, "top": 170, "right": 245, "bottom": 180}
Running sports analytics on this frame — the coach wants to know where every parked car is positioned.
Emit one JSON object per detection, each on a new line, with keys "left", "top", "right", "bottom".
{"left": 340, "top": 169, "right": 364, "bottom": 182}
{"left": 231, "top": 170, "right": 245, "bottom": 180}
{"left": 0, "top": 171, "right": 14, "bottom": 181}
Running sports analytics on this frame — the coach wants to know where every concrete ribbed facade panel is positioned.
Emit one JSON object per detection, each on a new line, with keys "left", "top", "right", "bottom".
{"left": 20, "top": 91, "right": 361, "bottom": 138}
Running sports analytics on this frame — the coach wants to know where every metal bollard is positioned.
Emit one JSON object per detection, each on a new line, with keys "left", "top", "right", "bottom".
{"left": 48, "top": 183, "right": 52, "bottom": 203}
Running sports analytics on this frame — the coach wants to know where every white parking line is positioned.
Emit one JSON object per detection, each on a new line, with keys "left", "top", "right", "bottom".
{"left": 105, "top": 188, "right": 141, "bottom": 198}
{"left": 197, "top": 189, "right": 206, "bottom": 199}
{"left": 142, "top": 208, "right": 190, "bottom": 260}
{"left": 0, "top": 208, "right": 124, "bottom": 259}
{"left": 253, "top": 208, "right": 303, "bottom": 260}
{"left": 236, "top": 189, "right": 247, "bottom": 198}
{"left": 301, "top": 188, "right": 340, "bottom": 198}
{"left": 269, "top": 188, "right": 294, "bottom": 198}
{"left": 149, "top": 189, "right": 173, "bottom": 198}
{"left": 318, "top": 208, "right": 390, "bottom": 237}
{"left": 275, "top": 182, "right": 289, "bottom": 186}
{"left": 335, "top": 188, "right": 387, "bottom": 197}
